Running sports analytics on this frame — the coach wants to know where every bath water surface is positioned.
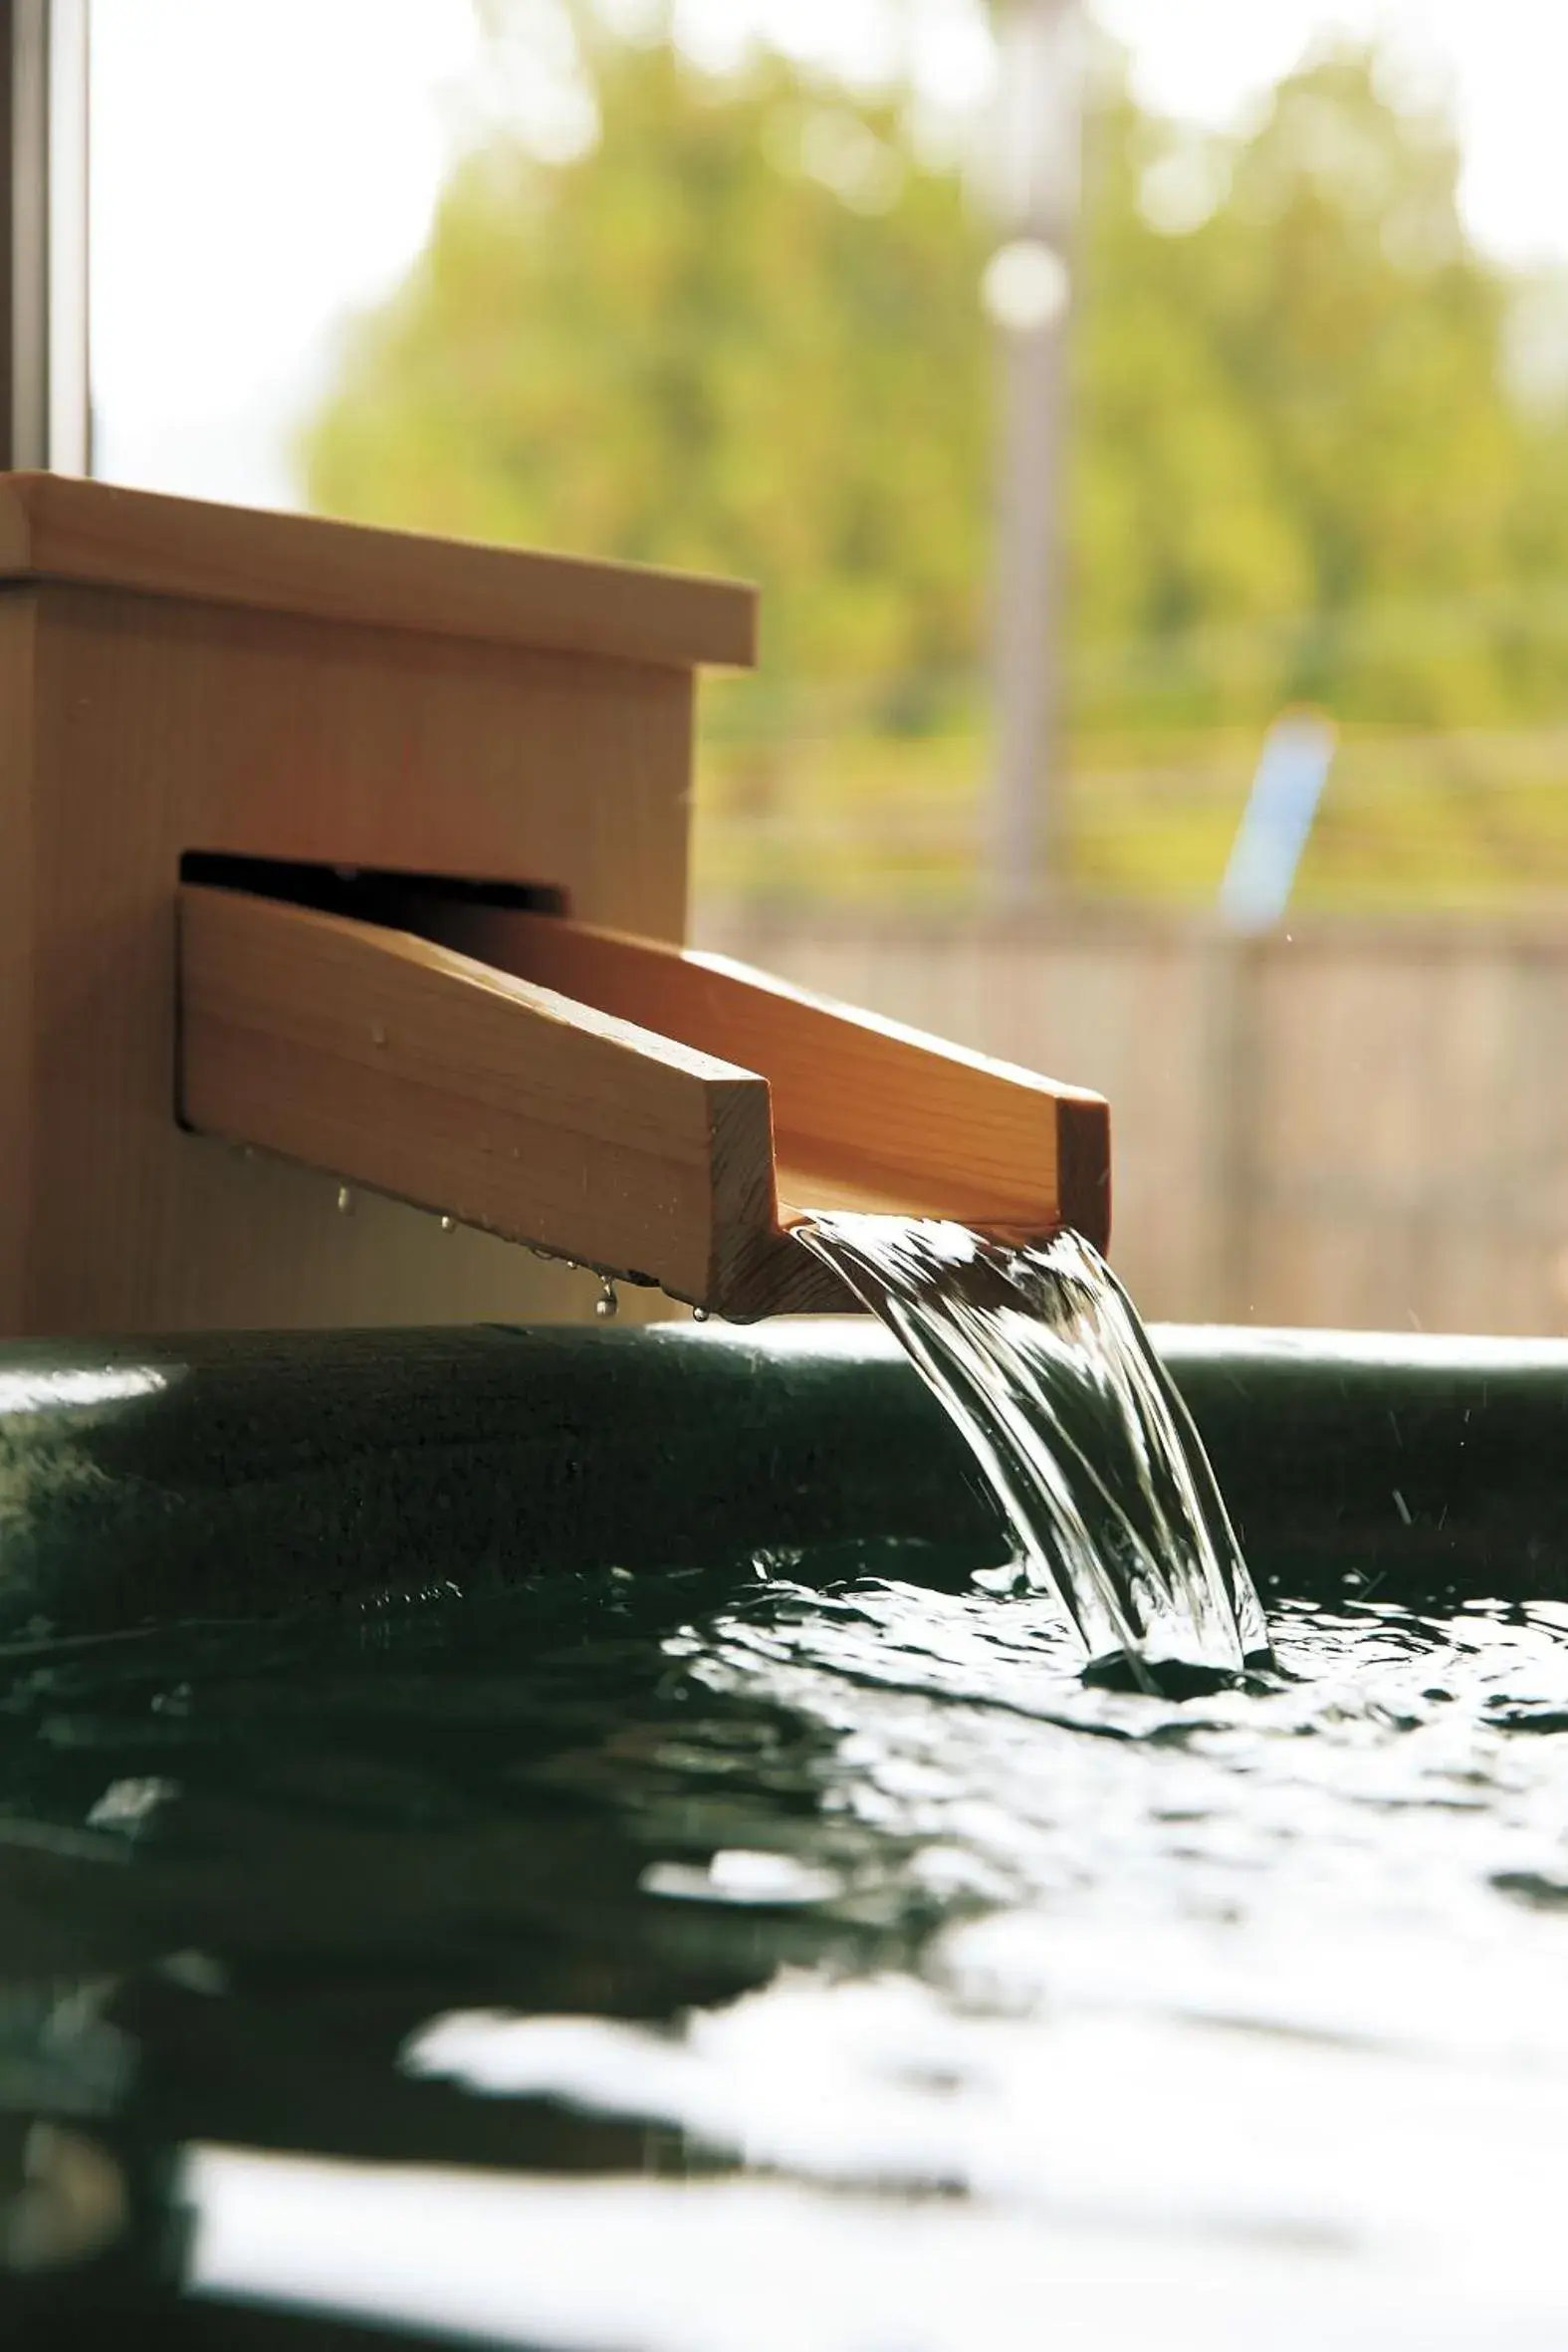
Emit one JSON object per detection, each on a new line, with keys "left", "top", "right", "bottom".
{"left": 2, "top": 1553, "right": 1568, "bottom": 2347}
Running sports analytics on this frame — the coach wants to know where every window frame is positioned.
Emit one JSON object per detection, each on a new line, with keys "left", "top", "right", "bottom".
{"left": 0, "top": 0, "right": 89, "bottom": 472}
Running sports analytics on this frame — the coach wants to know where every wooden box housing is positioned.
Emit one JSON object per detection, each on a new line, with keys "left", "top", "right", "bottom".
{"left": 0, "top": 472, "right": 755, "bottom": 1334}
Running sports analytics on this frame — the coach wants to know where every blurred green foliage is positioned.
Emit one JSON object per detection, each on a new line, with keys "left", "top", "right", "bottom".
{"left": 302, "top": 14, "right": 1568, "bottom": 903}
{"left": 1073, "top": 50, "right": 1568, "bottom": 732}
{"left": 304, "top": 25, "right": 988, "bottom": 727}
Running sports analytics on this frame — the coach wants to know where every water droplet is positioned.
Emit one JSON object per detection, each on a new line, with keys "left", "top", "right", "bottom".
{"left": 594, "top": 1278, "right": 619, "bottom": 1321}
{"left": 336, "top": 1185, "right": 355, "bottom": 1217}
{"left": 439, "top": 1215, "right": 456, "bottom": 1234}
{"left": 692, "top": 1305, "right": 710, "bottom": 1323}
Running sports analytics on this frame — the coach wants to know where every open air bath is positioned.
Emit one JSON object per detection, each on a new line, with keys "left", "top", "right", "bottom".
{"left": 7, "top": 3, "right": 1568, "bottom": 2342}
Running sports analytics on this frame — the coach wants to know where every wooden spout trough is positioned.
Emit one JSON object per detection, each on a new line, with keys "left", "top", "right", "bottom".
{"left": 177, "top": 885, "right": 1111, "bottom": 1320}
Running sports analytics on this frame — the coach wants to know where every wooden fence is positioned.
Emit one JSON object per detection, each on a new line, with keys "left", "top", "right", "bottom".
{"left": 696, "top": 907, "right": 1568, "bottom": 1335}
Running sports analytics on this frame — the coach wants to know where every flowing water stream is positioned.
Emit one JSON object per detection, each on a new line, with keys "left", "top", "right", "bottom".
{"left": 796, "top": 1216, "right": 1271, "bottom": 1690}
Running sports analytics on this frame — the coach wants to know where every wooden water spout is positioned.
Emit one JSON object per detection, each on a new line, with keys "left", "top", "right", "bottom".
{"left": 178, "top": 885, "right": 1109, "bottom": 1319}
{"left": 0, "top": 472, "right": 1108, "bottom": 1333}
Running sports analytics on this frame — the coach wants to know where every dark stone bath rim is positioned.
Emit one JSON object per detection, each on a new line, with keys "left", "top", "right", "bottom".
{"left": 0, "top": 1319, "right": 1563, "bottom": 1636}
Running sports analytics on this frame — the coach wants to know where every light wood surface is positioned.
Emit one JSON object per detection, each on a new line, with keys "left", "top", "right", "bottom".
{"left": 178, "top": 887, "right": 785, "bottom": 1310}
{"left": 0, "top": 480, "right": 717, "bottom": 1334}
{"left": 0, "top": 597, "right": 35, "bottom": 1326}
{"left": 0, "top": 471, "right": 757, "bottom": 669}
{"left": 177, "top": 888, "right": 1107, "bottom": 1317}
{"left": 424, "top": 906, "right": 1113, "bottom": 1255}
{"left": 0, "top": 475, "right": 1110, "bottom": 1335}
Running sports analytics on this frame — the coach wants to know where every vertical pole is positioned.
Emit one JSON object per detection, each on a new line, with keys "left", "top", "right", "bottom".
{"left": 983, "top": 0, "right": 1080, "bottom": 913}
{"left": 0, "top": 0, "right": 89, "bottom": 474}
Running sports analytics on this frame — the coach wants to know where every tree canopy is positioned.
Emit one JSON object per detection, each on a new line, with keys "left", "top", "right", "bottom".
{"left": 302, "top": 17, "right": 1568, "bottom": 737}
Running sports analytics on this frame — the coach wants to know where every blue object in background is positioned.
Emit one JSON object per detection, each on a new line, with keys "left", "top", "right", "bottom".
{"left": 1218, "top": 710, "right": 1337, "bottom": 931}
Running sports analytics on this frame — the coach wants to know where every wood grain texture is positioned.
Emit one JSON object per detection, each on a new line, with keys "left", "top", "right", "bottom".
{"left": 0, "top": 478, "right": 1109, "bottom": 1336}
{"left": 0, "top": 598, "right": 35, "bottom": 1324}
{"left": 422, "top": 907, "right": 1112, "bottom": 1255}
{"left": 178, "top": 888, "right": 782, "bottom": 1310}
{"left": 6, "top": 558, "right": 701, "bottom": 1334}
{"left": 0, "top": 471, "right": 757, "bottom": 669}
{"left": 42, "top": 585, "right": 696, "bottom": 930}
{"left": 176, "top": 886, "right": 1108, "bottom": 1320}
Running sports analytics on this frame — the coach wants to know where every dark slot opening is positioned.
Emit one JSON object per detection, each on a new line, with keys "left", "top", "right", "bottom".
{"left": 179, "top": 851, "right": 566, "bottom": 936}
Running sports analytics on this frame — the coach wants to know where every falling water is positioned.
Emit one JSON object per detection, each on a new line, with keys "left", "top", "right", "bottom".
{"left": 795, "top": 1216, "right": 1271, "bottom": 1693}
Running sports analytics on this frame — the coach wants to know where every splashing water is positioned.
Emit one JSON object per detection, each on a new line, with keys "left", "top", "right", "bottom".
{"left": 795, "top": 1216, "right": 1270, "bottom": 1692}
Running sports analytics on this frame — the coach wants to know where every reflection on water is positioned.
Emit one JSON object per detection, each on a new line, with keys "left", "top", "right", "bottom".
{"left": 1, "top": 1554, "right": 1567, "bottom": 2344}
{"left": 0, "top": 1368, "right": 170, "bottom": 1420}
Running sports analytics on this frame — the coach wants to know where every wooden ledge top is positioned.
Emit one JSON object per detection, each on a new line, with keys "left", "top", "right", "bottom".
{"left": 0, "top": 472, "right": 758, "bottom": 670}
